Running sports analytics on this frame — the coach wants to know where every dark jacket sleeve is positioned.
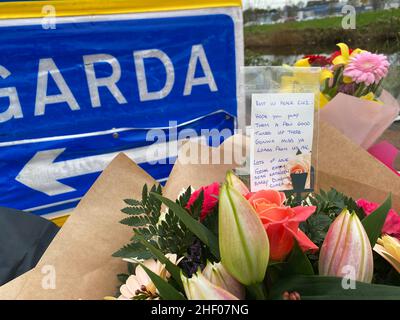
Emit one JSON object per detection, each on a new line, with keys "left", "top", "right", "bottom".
{"left": 0, "top": 207, "right": 59, "bottom": 286}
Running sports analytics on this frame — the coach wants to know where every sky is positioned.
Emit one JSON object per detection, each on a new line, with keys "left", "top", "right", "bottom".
{"left": 243, "top": 0, "right": 308, "bottom": 9}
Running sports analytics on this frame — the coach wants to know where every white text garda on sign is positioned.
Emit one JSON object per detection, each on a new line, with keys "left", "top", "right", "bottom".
{"left": 0, "top": 44, "right": 218, "bottom": 123}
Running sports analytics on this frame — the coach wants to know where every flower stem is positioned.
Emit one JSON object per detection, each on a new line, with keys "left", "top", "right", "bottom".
{"left": 332, "top": 66, "right": 344, "bottom": 88}
{"left": 247, "top": 282, "right": 268, "bottom": 300}
{"left": 355, "top": 83, "right": 366, "bottom": 97}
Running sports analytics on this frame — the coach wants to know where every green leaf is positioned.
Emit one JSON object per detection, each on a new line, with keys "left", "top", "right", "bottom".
{"left": 270, "top": 275, "right": 400, "bottom": 300}
{"left": 301, "top": 214, "right": 332, "bottom": 247}
{"left": 282, "top": 241, "right": 314, "bottom": 276}
{"left": 177, "top": 186, "right": 193, "bottom": 208}
{"left": 189, "top": 190, "right": 204, "bottom": 220}
{"left": 139, "top": 263, "right": 185, "bottom": 300}
{"left": 119, "top": 215, "right": 149, "bottom": 227}
{"left": 116, "top": 184, "right": 195, "bottom": 261}
{"left": 202, "top": 205, "right": 219, "bottom": 237}
{"left": 362, "top": 194, "right": 392, "bottom": 246}
{"left": 142, "top": 184, "right": 148, "bottom": 204}
{"left": 121, "top": 206, "right": 144, "bottom": 216}
{"left": 151, "top": 193, "right": 220, "bottom": 260}
{"left": 268, "top": 261, "right": 286, "bottom": 267}
{"left": 123, "top": 199, "right": 141, "bottom": 206}
{"left": 134, "top": 234, "right": 183, "bottom": 290}
{"left": 117, "top": 273, "right": 129, "bottom": 284}
{"left": 112, "top": 242, "right": 153, "bottom": 260}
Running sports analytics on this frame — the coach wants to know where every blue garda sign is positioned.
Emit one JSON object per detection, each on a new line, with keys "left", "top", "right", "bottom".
{"left": 0, "top": 12, "right": 242, "bottom": 216}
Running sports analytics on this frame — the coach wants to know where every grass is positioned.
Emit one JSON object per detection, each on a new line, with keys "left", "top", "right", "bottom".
{"left": 244, "top": 8, "right": 400, "bottom": 54}
{"left": 245, "top": 8, "right": 400, "bottom": 34}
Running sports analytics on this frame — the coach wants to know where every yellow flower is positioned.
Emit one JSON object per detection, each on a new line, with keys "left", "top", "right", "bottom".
{"left": 282, "top": 70, "right": 331, "bottom": 109}
{"left": 284, "top": 60, "right": 328, "bottom": 109}
{"left": 332, "top": 43, "right": 365, "bottom": 84}
{"left": 293, "top": 58, "right": 333, "bottom": 84}
{"left": 374, "top": 235, "right": 400, "bottom": 273}
{"left": 320, "top": 69, "right": 333, "bottom": 83}
{"left": 319, "top": 92, "right": 330, "bottom": 109}
{"left": 332, "top": 43, "right": 364, "bottom": 66}
{"left": 294, "top": 58, "right": 311, "bottom": 67}
{"left": 360, "top": 92, "right": 384, "bottom": 105}
{"left": 281, "top": 71, "right": 320, "bottom": 93}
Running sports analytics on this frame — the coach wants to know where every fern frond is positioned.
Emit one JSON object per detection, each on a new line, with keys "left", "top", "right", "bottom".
{"left": 120, "top": 215, "right": 150, "bottom": 227}
{"left": 115, "top": 184, "right": 196, "bottom": 260}
{"left": 121, "top": 206, "right": 145, "bottom": 216}
{"left": 113, "top": 242, "right": 153, "bottom": 260}
{"left": 123, "top": 199, "right": 141, "bottom": 206}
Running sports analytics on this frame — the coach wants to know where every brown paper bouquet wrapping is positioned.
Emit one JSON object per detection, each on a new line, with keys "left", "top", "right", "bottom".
{"left": 320, "top": 90, "right": 399, "bottom": 150}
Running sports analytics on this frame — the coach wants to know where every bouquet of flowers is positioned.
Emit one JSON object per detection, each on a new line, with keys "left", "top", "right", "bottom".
{"left": 296, "top": 43, "right": 389, "bottom": 106}
{"left": 110, "top": 171, "right": 400, "bottom": 300}
{"left": 295, "top": 43, "right": 399, "bottom": 150}
{"left": 2, "top": 136, "right": 399, "bottom": 300}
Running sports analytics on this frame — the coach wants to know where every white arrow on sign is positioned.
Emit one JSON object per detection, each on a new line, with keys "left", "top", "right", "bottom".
{"left": 15, "top": 139, "right": 187, "bottom": 196}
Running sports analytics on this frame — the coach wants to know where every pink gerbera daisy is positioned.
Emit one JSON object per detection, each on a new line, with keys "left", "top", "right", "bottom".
{"left": 344, "top": 52, "right": 390, "bottom": 86}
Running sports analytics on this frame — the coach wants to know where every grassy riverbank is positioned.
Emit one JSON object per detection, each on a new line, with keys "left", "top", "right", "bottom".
{"left": 245, "top": 9, "right": 400, "bottom": 55}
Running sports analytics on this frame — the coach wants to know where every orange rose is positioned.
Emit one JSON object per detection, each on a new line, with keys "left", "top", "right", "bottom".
{"left": 248, "top": 190, "right": 318, "bottom": 261}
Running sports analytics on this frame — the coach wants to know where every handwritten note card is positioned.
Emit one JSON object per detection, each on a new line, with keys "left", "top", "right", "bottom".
{"left": 250, "top": 93, "right": 315, "bottom": 192}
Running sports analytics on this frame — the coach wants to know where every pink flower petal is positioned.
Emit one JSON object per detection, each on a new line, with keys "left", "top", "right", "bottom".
{"left": 186, "top": 182, "right": 220, "bottom": 220}
{"left": 344, "top": 51, "right": 390, "bottom": 85}
{"left": 357, "top": 199, "right": 400, "bottom": 239}
{"left": 290, "top": 205, "right": 317, "bottom": 222}
{"left": 258, "top": 207, "right": 292, "bottom": 223}
{"left": 285, "top": 225, "right": 319, "bottom": 253}
{"left": 248, "top": 190, "right": 286, "bottom": 207}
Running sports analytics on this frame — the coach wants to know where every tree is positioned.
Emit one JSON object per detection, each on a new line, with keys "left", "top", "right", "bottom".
{"left": 243, "top": 8, "right": 270, "bottom": 24}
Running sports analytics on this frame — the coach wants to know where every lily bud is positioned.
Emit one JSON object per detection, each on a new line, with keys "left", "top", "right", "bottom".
{"left": 181, "top": 271, "right": 238, "bottom": 300}
{"left": 218, "top": 183, "right": 269, "bottom": 285}
{"left": 319, "top": 209, "right": 373, "bottom": 283}
{"left": 202, "top": 261, "right": 245, "bottom": 299}
{"left": 225, "top": 171, "right": 250, "bottom": 197}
